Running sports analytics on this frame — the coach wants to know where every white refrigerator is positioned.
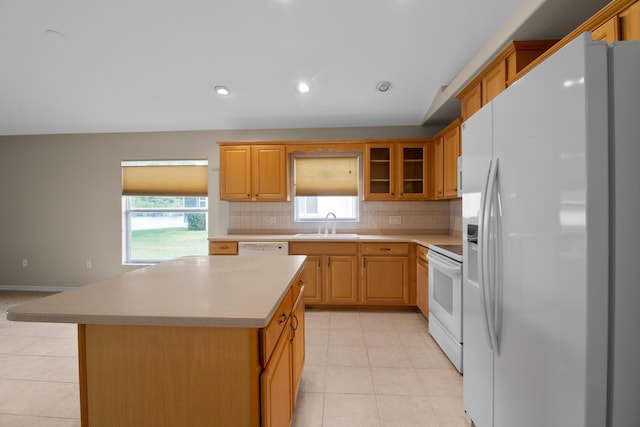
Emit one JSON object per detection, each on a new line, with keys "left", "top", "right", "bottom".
{"left": 461, "top": 33, "right": 640, "bottom": 427}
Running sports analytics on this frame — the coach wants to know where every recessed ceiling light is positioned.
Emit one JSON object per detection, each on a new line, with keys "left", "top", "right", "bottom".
{"left": 376, "top": 81, "right": 392, "bottom": 92}
{"left": 296, "top": 82, "right": 310, "bottom": 94}
{"left": 214, "top": 85, "right": 230, "bottom": 96}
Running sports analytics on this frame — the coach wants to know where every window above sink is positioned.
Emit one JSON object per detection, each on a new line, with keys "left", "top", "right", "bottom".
{"left": 292, "top": 153, "right": 361, "bottom": 223}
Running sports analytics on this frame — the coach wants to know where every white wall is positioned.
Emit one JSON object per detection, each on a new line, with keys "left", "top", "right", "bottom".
{"left": 0, "top": 125, "right": 441, "bottom": 289}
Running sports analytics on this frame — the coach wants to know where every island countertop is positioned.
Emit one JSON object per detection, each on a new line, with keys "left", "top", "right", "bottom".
{"left": 6, "top": 255, "right": 306, "bottom": 328}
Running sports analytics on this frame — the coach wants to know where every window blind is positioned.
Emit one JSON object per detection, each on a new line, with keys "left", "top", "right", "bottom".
{"left": 122, "top": 165, "right": 208, "bottom": 196}
{"left": 295, "top": 157, "right": 358, "bottom": 196}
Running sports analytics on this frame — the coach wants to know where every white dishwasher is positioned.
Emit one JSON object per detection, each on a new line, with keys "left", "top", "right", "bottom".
{"left": 238, "top": 242, "right": 289, "bottom": 256}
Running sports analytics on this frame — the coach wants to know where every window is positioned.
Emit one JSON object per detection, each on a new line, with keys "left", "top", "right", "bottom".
{"left": 293, "top": 155, "right": 360, "bottom": 222}
{"left": 122, "top": 160, "right": 208, "bottom": 264}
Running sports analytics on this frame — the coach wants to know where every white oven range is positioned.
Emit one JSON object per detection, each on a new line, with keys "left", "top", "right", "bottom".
{"left": 427, "top": 244, "right": 463, "bottom": 373}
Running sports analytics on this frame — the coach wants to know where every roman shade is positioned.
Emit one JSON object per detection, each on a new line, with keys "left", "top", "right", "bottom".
{"left": 122, "top": 165, "right": 208, "bottom": 196}
{"left": 295, "top": 157, "right": 358, "bottom": 196}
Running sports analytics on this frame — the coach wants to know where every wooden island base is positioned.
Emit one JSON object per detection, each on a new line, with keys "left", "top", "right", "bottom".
{"left": 78, "top": 324, "right": 262, "bottom": 426}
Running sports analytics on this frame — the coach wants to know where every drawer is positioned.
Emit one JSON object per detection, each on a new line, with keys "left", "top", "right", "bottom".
{"left": 361, "top": 243, "right": 409, "bottom": 256}
{"left": 209, "top": 241, "right": 238, "bottom": 255}
{"left": 416, "top": 245, "right": 429, "bottom": 262}
{"left": 261, "top": 288, "right": 293, "bottom": 366}
{"left": 289, "top": 242, "right": 358, "bottom": 256}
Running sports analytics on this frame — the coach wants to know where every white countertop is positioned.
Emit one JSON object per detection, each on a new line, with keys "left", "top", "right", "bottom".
{"left": 6, "top": 256, "right": 306, "bottom": 328}
{"left": 210, "top": 234, "right": 461, "bottom": 247}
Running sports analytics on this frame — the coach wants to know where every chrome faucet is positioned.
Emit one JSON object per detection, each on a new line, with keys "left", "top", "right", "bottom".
{"left": 323, "top": 212, "right": 337, "bottom": 236}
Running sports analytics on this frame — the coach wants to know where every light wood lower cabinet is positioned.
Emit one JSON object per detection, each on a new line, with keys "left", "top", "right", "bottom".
{"left": 416, "top": 245, "right": 429, "bottom": 317}
{"left": 209, "top": 241, "right": 239, "bottom": 255}
{"left": 361, "top": 243, "right": 409, "bottom": 305}
{"left": 261, "top": 316, "right": 293, "bottom": 427}
{"left": 325, "top": 255, "right": 359, "bottom": 304}
{"left": 297, "top": 256, "right": 322, "bottom": 304}
{"left": 289, "top": 242, "right": 359, "bottom": 305}
{"left": 290, "top": 288, "right": 305, "bottom": 404}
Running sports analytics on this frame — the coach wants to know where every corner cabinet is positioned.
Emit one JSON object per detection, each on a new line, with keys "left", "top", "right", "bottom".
{"left": 364, "top": 141, "right": 429, "bottom": 200}
{"left": 431, "top": 119, "right": 462, "bottom": 200}
{"left": 219, "top": 144, "right": 288, "bottom": 201}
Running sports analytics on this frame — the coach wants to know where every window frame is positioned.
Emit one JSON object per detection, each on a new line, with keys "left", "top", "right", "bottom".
{"left": 121, "top": 159, "right": 209, "bottom": 265}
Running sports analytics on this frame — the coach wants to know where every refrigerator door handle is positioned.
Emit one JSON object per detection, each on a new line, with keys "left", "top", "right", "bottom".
{"left": 486, "top": 157, "right": 501, "bottom": 355}
{"left": 478, "top": 159, "right": 494, "bottom": 350}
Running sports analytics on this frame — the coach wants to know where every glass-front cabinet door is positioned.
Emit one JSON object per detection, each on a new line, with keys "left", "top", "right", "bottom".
{"left": 364, "top": 143, "right": 395, "bottom": 200}
{"left": 365, "top": 142, "right": 428, "bottom": 200}
{"left": 398, "top": 143, "right": 427, "bottom": 200}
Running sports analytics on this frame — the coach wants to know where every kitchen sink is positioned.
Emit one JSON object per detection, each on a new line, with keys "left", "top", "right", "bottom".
{"left": 293, "top": 233, "right": 359, "bottom": 239}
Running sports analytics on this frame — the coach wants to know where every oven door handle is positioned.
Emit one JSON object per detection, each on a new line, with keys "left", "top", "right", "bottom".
{"left": 427, "top": 251, "right": 461, "bottom": 275}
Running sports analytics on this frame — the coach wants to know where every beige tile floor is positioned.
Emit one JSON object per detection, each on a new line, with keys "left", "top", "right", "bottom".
{"left": 0, "top": 292, "right": 469, "bottom": 426}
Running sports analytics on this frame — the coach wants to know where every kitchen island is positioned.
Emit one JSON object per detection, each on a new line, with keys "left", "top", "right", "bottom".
{"left": 7, "top": 255, "right": 307, "bottom": 427}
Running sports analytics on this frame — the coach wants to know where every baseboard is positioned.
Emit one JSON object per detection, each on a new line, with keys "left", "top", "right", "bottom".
{"left": 0, "top": 285, "right": 75, "bottom": 292}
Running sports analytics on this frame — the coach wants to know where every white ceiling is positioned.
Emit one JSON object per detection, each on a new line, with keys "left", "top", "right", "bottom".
{"left": 0, "top": 0, "right": 609, "bottom": 135}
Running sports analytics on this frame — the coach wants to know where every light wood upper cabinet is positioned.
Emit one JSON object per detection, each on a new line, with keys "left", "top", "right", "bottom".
{"left": 432, "top": 138, "right": 444, "bottom": 199}
{"left": 398, "top": 143, "right": 428, "bottom": 200}
{"left": 593, "top": 16, "right": 620, "bottom": 42}
{"left": 457, "top": 40, "right": 557, "bottom": 122}
{"left": 364, "top": 141, "right": 428, "bottom": 200}
{"left": 443, "top": 125, "right": 461, "bottom": 198}
{"left": 431, "top": 119, "right": 461, "bottom": 200}
{"left": 482, "top": 61, "right": 506, "bottom": 106}
{"left": 620, "top": 1, "right": 640, "bottom": 40}
{"left": 460, "top": 83, "right": 482, "bottom": 124}
{"left": 364, "top": 143, "right": 395, "bottom": 200}
{"left": 219, "top": 144, "right": 288, "bottom": 201}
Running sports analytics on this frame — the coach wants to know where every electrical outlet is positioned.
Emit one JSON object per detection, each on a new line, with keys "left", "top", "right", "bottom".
{"left": 22, "top": 259, "right": 28, "bottom": 267}
{"left": 268, "top": 217, "right": 277, "bottom": 226}
{"left": 86, "top": 260, "right": 93, "bottom": 269}
{"left": 388, "top": 215, "right": 402, "bottom": 225}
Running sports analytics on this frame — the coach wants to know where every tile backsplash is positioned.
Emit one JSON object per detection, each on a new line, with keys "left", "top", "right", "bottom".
{"left": 227, "top": 200, "right": 460, "bottom": 235}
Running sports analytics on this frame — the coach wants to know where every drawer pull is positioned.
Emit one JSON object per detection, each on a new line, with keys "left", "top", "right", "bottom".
{"left": 219, "top": 246, "right": 229, "bottom": 250}
{"left": 379, "top": 247, "right": 391, "bottom": 251}
{"left": 278, "top": 313, "right": 288, "bottom": 325}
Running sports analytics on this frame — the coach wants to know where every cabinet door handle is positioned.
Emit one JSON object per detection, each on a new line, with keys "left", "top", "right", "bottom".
{"left": 299, "top": 279, "right": 305, "bottom": 285}
{"left": 327, "top": 257, "right": 330, "bottom": 268}
{"left": 278, "top": 313, "right": 288, "bottom": 324}
{"left": 246, "top": 194, "right": 250, "bottom": 197}
{"left": 317, "top": 258, "right": 321, "bottom": 268}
